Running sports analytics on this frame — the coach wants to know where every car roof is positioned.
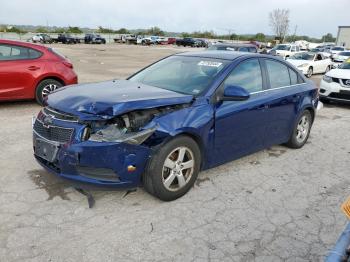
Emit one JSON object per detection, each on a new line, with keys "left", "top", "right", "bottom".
{"left": 176, "top": 51, "right": 244, "bottom": 60}
{"left": 175, "top": 50, "right": 272, "bottom": 61}
{"left": 0, "top": 39, "right": 47, "bottom": 51}
{"left": 212, "top": 43, "right": 256, "bottom": 48}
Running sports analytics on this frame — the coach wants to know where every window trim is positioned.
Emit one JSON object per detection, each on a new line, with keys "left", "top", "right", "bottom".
{"left": 212, "top": 57, "right": 266, "bottom": 103}
{"left": 0, "top": 44, "right": 43, "bottom": 62}
{"left": 261, "top": 58, "right": 305, "bottom": 91}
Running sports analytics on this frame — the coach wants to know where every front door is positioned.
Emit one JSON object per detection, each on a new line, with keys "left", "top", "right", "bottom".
{"left": 214, "top": 58, "right": 268, "bottom": 166}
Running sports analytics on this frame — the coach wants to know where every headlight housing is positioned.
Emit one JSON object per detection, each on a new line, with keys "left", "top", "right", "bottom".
{"left": 322, "top": 75, "right": 332, "bottom": 83}
{"left": 297, "top": 63, "right": 309, "bottom": 68}
{"left": 88, "top": 125, "right": 156, "bottom": 145}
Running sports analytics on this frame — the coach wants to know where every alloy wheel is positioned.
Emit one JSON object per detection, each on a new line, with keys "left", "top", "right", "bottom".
{"left": 162, "top": 146, "right": 195, "bottom": 192}
{"left": 307, "top": 68, "right": 313, "bottom": 78}
{"left": 296, "top": 115, "right": 310, "bottom": 143}
{"left": 41, "top": 84, "right": 58, "bottom": 99}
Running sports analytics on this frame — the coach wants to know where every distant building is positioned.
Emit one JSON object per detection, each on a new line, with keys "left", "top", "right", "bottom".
{"left": 336, "top": 26, "right": 350, "bottom": 48}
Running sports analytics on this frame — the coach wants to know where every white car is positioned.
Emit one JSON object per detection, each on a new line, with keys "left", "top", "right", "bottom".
{"left": 269, "top": 44, "right": 301, "bottom": 59}
{"left": 329, "top": 46, "right": 346, "bottom": 57}
{"left": 31, "top": 34, "right": 43, "bottom": 43}
{"left": 287, "top": 52, "right": 333, "bottom": 78}
{"left": 320, "top": 60, "right": 350, "bottom": 103}
{"left": 332, "top": 51, "right": 350, "bottom": 66}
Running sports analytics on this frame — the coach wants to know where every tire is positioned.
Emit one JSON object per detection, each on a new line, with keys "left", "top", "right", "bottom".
{"left": 285, "top": 110, "right": 312, "bottom": 149}
{"left": 306, "top": 67, "right": 313, "bottom": 78}
{"left": 325, "top": 66, "right": 331, "bottom": 73}
{"left": 143, "top": 135, "right": 201, "bottom": 201}
{"left": 35, "top": 79, "right": 63, "bottom": 106}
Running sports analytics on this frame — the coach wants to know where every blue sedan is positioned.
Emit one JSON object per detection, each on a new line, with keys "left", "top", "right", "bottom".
{"left": 32, "top": 51, "right": 319, "bottom": 201}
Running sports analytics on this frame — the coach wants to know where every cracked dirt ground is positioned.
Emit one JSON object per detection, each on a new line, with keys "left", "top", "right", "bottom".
{"left": 0, "top": 44, "right": 349, "bottom": 261}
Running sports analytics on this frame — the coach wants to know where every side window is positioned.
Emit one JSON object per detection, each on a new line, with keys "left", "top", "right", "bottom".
{"left": 296, "top": 46, "right": 300, "bottom": 52}
{"left": 248, "top": 47, "right": 257, "bottom": 53}
{"left": 265, "top": 59, "right": 291, "bottom": 88}
{"left": 224, "top": 59, "right": 263, "bottom": 93}
{"left": 291, "top": 46, "right": 296, "bottom": 52}
{"left": 289, "top": 68, "right": 298, "bottom": 85}
{"left": 238, "top": 47, "right": 249, "bottom": 52}
{"left": 0, "top": 44, "right": 29, "bottom": 61}
{"left": 28, "top": 48, "right": 42, "bottom": 59}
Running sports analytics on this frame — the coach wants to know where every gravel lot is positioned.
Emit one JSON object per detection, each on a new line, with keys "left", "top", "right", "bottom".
{"left": 0, "top": 44, "right": 349, "bottom": 261}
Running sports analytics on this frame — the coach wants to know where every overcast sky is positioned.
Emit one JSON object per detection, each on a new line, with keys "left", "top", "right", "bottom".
{"left": 0, "top": 0, "right": 348, "bottom": 37}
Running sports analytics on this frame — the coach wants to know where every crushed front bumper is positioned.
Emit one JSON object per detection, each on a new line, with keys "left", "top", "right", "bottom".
{"left": 33, "top": 122, "right": 151, "bottom": 188}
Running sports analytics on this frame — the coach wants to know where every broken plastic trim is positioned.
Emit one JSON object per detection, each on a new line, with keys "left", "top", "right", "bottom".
{"left": 89, "top": 126, "right": 157, "bottom": 145}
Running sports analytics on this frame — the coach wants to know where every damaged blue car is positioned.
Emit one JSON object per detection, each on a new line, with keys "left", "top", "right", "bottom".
{"left": 33, "top": 51, "right": 319, "bottom": 201}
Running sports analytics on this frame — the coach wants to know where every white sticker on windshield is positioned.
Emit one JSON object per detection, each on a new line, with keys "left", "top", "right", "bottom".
{"left": 198, "top": 61, "right": 222, "bottom": 67}
{"left": 192, "top": 89, "right": 200, "bottom": 94}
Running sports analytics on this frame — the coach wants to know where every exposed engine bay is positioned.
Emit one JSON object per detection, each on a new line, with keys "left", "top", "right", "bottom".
{"left": 83, "top": 104, "right": 188, "bottom": 143}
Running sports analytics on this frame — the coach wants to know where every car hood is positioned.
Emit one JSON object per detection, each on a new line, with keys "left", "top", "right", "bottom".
{"left": 287, "top": 59, "right": 310, "bottom": 67}
{"left": 47, "top": 80, "right": 193, "bottom": 120}
{"left": 326, "top": 69, "right": 350, "bottom": 79}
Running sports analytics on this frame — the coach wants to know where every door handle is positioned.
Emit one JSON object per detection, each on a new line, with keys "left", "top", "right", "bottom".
{"left": 28, "top": 66, "right": 40, "bottom": 71}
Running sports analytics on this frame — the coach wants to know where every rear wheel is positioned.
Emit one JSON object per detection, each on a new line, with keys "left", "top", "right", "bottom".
{"left": 35, "top": 79, "right": 63, "bottom": 106}
{"left": 325, "top": 65, "right": 331, "bottom": 73}
{"left": 143, "top": 136, "right": 201, "bottom": 201}
{"left": 285, "top": 110, "right": 312, "bottom": 149}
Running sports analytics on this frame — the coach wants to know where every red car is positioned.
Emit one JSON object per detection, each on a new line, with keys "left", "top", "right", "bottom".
{"left": 0, "top": 39, "right": 77, "bottom": 105}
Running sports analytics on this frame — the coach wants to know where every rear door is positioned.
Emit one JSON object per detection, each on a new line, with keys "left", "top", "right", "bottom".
{"left": 213, "top": 58, "right": 269, "bottom": 165}
{"left": 0, "top": 44, "right": 43, "bottom": 100}
{"left": 261, "top": 58, "right": 303, "bottom": 146}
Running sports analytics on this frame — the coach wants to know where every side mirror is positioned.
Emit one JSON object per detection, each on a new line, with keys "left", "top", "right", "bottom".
{"left": 222, "top": 85, "right": 250, "bottom": 101}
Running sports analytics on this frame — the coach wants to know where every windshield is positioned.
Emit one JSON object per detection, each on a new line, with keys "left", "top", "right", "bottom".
{"left": 339, "top": 52, "right": 350, "bottom": 56}
{"left": 274, "top": 44, "right": 291, "bottom": 50}
{"left": 290, "top": 52, "right": 315, "bottom": 60}
{"left": 128, "top": 56, "right": 229, "bottom": 95}
{"left": 339, "top": 61, "right": 350, "bottom": 69}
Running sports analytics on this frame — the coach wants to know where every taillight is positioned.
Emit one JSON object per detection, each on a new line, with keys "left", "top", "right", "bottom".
{"left": 62, "top": 61, "right": 73, "bottom": 69}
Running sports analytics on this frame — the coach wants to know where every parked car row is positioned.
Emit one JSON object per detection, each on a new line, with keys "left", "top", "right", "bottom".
{"left": 31, "top": 33, "right": 106, "bottom": 44}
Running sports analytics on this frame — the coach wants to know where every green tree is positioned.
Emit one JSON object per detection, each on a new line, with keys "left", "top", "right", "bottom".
{"left": 36, "top": 27, "right": 48, "bottom": 33}
{"left": 6, "top": 26, "right": 27, "bottom": 34}
{"left": 146, "top": 26, "right": 164, "bottom": 36}
{"left": 115, "top": 28, "right": 130, "bottom": 34}
{"left": 322, "top": 33, "right": 335, "bottom": 42}
{"left": 67, "top": 26, "right": 82, "bottom": 34}
{"left": 255, "top": 33, "right": 265, "bottom": 42}
{"left": 52, "top": 27, "right": 65, "bottom": 33}
{"left": 97, "top": 26, "right": 115, "bottom": 33}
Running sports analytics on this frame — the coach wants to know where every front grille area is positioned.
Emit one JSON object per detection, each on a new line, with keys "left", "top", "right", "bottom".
{"left": 33, "top": 120, "right": 74, "bottom": 143}
{"left": 341, "top": 79, "right": 350, "bottom": 87}
{"left": 329, "top": 92, "right": 350, "bottom": 100}
{"left": 332, "top": 77, "right": 340, "bottom": 83}
{"left": 43, "top": 107, "right": 79, "bottom": 122}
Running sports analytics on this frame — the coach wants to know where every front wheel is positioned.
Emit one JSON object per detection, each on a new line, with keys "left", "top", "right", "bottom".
{"left": 306, "top": 67, "right": 313, "bottom": 78}
{"left": 143, "top": 136, "right": 201, "bottom": 201}
{"left": 285, "top": 110, "right": 312, "bottom": 149}
{"left": 325, "top": 65, "right": 331, "bottom": 73}
{"left": 35, "top": 79, "right": 63, "bottom": 106}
